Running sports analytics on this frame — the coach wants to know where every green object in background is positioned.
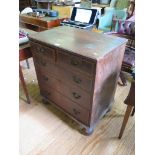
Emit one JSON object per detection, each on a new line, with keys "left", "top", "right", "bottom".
{"left": 97, "top": 0, "right": 130, "bottom": 32}
{"left": 110, "top": 0, "right": 118, "bottom": 7}
{"left": 98, "top": 7, "right": 115, "bottom": 32}
{"left": 112, "top": 8, "right": 128, "bottom": 31}
{"left": 80, "top": 0, "right": 92, "bottom": 9}
{"left": 116, "top": 0, "right": 129, "bottom": 9}
{"left": 97, "top": 7, "right": 128, "bottom": 32}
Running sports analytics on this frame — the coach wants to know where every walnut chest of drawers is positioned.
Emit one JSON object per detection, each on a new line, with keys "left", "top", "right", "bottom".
{"left": 29, "top": 26, "right": 127, "bottom": 135}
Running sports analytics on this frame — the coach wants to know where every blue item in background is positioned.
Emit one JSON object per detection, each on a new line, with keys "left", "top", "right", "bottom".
{"left": 33, "top": 9, "right": 58, "bottom": 17}
{"left": 97, "top": 7, "right": 128, "bottom": 32}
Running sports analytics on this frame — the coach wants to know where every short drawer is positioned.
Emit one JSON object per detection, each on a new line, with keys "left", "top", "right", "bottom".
{"left": 57, "top": 50, "right": 95, "bottom": 76}
{"left": 40, "top": 87, "right": 90, "bottom": 126}
{"left": 30, "top": 41, "right": 55, "bottom": 62}
{"left": 37, "top": 71, "right": 91, "bottom": 110}
{"left": 32, "top": 50, "right": 56, "bottom": 74}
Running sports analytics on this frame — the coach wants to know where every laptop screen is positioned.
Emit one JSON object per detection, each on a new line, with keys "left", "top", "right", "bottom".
{"left": 70, "top": 7, "right": 98, "bottom": 24}
{"left": 74, "top": 9, "right": 92, "bottom": 23}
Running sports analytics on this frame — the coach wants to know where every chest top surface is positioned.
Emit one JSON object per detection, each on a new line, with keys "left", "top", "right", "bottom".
{"left": 29, "top": 26, "right": 127, "bottom": 60}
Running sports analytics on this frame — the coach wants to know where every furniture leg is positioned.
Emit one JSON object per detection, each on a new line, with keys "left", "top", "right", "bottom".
{"left": 81, "top": 126, "right": 94, "bottom": 136}
{"left": 119, "top": 105, "right": 133, "bottom": 139}
{"left": 119, "top": 71, "right": 127, "bottom": 86}
{"left": 19, "top": 64, "right": 30, "bottom": 104}
{"left": 26, "top": 59, "right": 30, "bottom": 69}
{"left": 131, "top": 107, "right": 135, "bottom": 116}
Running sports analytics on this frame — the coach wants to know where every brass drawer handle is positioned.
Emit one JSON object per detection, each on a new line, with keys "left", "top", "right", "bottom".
{"left": 36, "top": 46, "right": 40, "bottom": 51}
{"left": 73, "top": 108, "right": 80, "bottom": 115}
{"left": 70, "top": 59, "right": 79, "bottom": 66}
{"left": 40, "top": 48, "right": 45, "bottom": 53}
{"left": 73, "top": 76, "right": 82, "bottom": 84}
{"left": 72, "top": 92, "right": 81, "bottom": 99}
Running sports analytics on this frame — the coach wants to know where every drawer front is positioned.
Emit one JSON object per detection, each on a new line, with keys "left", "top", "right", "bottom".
{"left": 33, "top": 53, "right": 53, "bottom": 74}
{"left": 57, "top": 51, "right": 95, "bottom": 76}
{"left": 55, "top": 66, "right": 93, "bottom": 93}
{"left": 40, "top": 86, "right": 90, "bottom": 126}
{"left": 34, "top": 60, "right": 93, "bottom": 92}
{"left": 37, "top": 70, "right": 91, "bottom": 110}
{"left": 30, "top": 41, "right": 55, "bottom": 62}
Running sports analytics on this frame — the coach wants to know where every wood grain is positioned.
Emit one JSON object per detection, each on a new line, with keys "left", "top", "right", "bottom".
{"left": 20, "top": 58, "right": 135, "bottom": 155}
{"left": 29, "top": 27, "right": 127, "bottom": 134}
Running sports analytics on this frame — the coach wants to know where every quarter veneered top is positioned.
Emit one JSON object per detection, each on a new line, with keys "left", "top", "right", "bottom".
{"left": 29, "top": 26, "right": 127, "bottom": 60}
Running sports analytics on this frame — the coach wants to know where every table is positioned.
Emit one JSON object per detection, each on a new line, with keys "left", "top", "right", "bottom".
{"left": 19, "top": 28, "right": 37, "bottom": 103}
{"left": 19, "top": 14, "right": 67, "bottom": 32}
{"left": 29, "top": 26, "right": 127, "bottom": 135}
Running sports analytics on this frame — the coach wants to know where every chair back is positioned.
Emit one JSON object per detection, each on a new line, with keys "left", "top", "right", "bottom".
{"left": 112, "top": 20, "right": 135, "bottom": 37}
{"left": 97, "top": 7, "right": 115, "bottom": 32}
{"left": 114, "top": 8, "right": 128, "bottom": 20}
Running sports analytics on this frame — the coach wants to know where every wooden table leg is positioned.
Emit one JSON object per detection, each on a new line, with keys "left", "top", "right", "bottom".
{"left": 118, "top": 105, "right": 133, "bottom": 139}
{"left": 26, "top": 59, "right": 30, "bottom": 69}
{"left": 19, "top": 63, "right": 30, "bottom": 104}
{"left": 131, "top": 107, "right": 135, "bottom": 116}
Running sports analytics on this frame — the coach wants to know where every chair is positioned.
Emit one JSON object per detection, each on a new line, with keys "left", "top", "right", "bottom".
{"left": 97, "top": 8, "right": 128, "bottom": 32}
{"left": 97, "top": 7, "right": 115, "bottom": 32}
{"left": 111, "top": 18, "right": 135, "bottom": 48}
{"left": 106, "top": 16, "right": 135, "bottom": 86}
{"left": 119, "top": 74, "right": 135, "bottom": 138}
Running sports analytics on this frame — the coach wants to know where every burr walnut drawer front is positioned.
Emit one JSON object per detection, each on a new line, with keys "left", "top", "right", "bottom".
{"left": 30, "top": 41, "right": 55, "bottom": 62}
{"left": 57, "top": 51, "right": 95, "bottom": 76}
{"left": 40, "top": 87, "right": 90, "bottom": 125}
{"left": 37, "top": 70, "right": 91, "bottom": 110}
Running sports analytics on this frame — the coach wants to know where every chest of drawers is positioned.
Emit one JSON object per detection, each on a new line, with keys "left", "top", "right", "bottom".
{"left": 29, "top": 26, "right": 127, "bottom": 135}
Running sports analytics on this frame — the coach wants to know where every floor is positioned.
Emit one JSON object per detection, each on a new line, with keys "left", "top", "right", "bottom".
{"left": 19, "top": 58, "right": 135, "bottom": 155}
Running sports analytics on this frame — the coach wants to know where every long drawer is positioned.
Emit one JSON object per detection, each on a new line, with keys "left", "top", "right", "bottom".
{"left": 36, "top": 70, "right": 91, "bottom": 110}
{"left": 34, "top": 60, "right": 94, "bottom": 92}
{"left": 40, "top": 86, "right": 90, "bottom": 126}
{"left": 57, "top": 50, "right": 96, "bottom": 76}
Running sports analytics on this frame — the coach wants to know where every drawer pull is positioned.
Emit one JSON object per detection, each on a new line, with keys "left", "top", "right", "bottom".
{"left": 73, "top": 108, "right": 80, "bottom": 115}
{"left": 73, "top": 76, "right": 82, "bottom": 84}
{"left": 40, "top": 48, "right": 45, "bottom": 53}
{"left": 70, "top": 59, "right": 79, "bottom": 66}
{"left": 72, "top": 92, "right": 81, "bottom": 99}
{"left": 36, "top": 47, "right": 40, "bottom": 51}
{"left": 37, "top": 58, "right": 46, "bottom": 66}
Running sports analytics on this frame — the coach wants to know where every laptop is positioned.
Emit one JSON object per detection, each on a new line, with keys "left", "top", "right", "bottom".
{"left": 61, "top": 7, "right": 98, "bottom": 29}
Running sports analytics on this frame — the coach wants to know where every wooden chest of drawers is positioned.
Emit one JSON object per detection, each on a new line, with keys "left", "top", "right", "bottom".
{"left": 29, "top": 26, "right": 127, "bottom": 135}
